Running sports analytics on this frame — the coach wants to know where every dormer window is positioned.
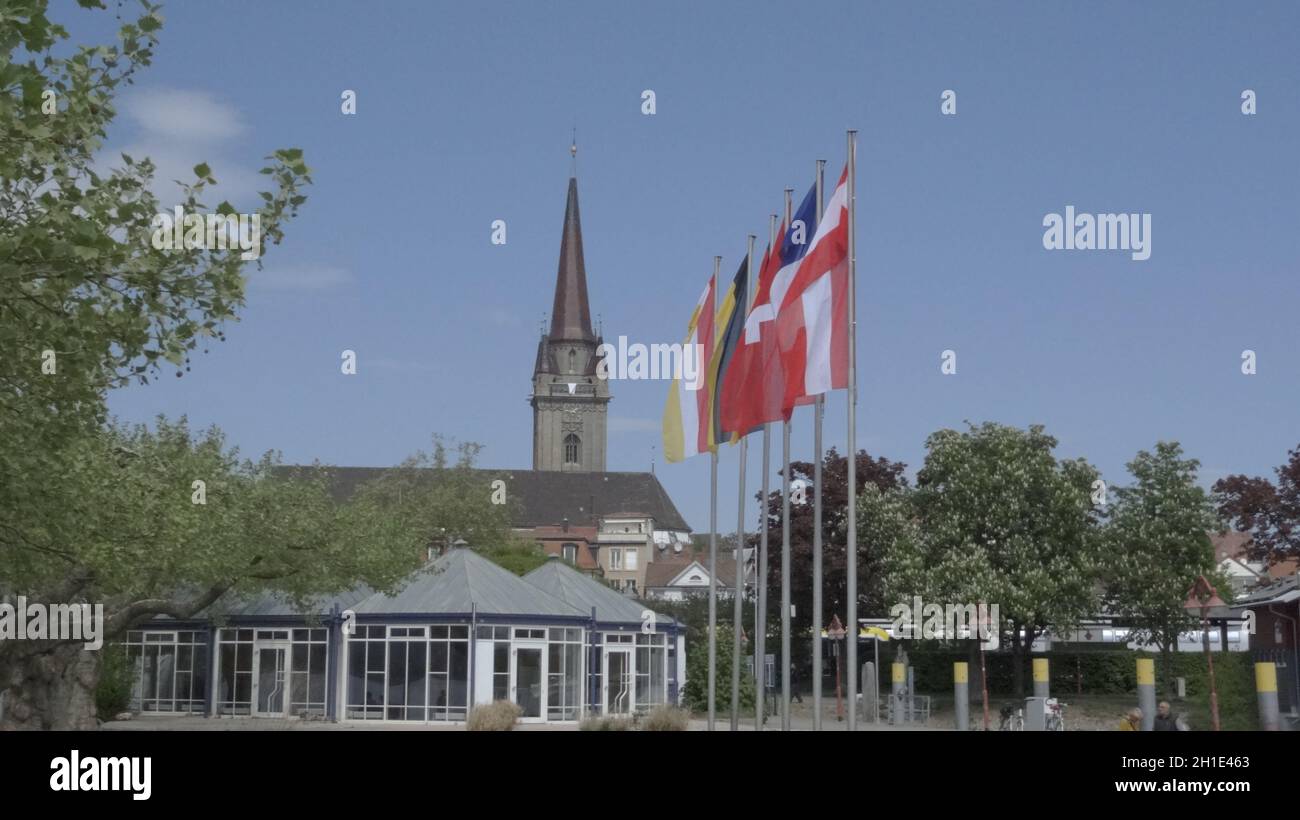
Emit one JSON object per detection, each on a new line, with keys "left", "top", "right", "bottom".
{"left": 562, "top": 543, "right": 578, "bottom": 564}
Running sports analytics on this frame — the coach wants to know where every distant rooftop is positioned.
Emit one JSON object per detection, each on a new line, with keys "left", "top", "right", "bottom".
{"left": 272, "top": 465, "right": 690, "bottom": 532}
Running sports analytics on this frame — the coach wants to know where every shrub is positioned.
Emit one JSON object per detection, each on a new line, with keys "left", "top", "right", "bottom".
{"left": 682, "top": 625, "right": 756, "bottom": 713}
{"left": 579, "top": 715, "right": 634, "bottom": 731}
{"left": 94, "top": 644, "right": 134, "bottom": 722}
{"left": 467, "top": 700, "right": 523, "bottom": 731}
{"left": 641, "top": 705, "right": 689, "bottom": 731}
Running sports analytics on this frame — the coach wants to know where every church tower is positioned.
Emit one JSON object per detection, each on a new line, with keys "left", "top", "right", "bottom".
{"left": 531, "top": 165, "right": 610, "bottom": 471}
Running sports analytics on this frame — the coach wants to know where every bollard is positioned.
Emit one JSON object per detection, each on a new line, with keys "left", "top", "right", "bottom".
{"left": 906, "top": 666, "right": 916, "bottom": 723}
{"left": 1256, "top": 662, "right": 1279, "bottom": 731}
{"left": 862, "top": 662, "right": 877, "bottom": 723}
{"left": 1137, "top": 658, "right": 1156, "bottom": 731}
{"left": 890, "top": 662, "right": 905, "bottom": 725}
{"left": 954, "top": 662, "right": 969, "bottom": 731}
{"left": 1032, "top": 657, "right": 1050, "bottom": 699}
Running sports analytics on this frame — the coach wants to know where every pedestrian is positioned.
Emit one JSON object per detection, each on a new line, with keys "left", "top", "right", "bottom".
{"left": 789, "top": 662, "right": 803, "bottom": 704}
{"left": 1153, "top": 701, "right": 1187, "bottom": 731}
{"left": 1118, "top": 707, "right": 1142, "bottom": 731}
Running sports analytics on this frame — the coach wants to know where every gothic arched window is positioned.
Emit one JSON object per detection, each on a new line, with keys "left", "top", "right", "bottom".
{"left": 564, "top": 433, "right": 581, "bottom": 465}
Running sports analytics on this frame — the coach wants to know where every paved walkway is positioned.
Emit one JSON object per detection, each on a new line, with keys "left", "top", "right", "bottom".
{"left": 102, "top": 710, "right": 937, "bottom": 732}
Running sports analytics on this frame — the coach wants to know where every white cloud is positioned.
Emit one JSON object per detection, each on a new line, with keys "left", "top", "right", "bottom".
{"left": 122, "top": 88, "right": 247, "bottom": 143}
{"left": 117, "top": 141, "right": 264, "bottom": 205}
{"left": 250, "top": 265, "right": 353, "bottom": 292}
{"left": 101, "top": 88, "right": 261, "bottom": 207}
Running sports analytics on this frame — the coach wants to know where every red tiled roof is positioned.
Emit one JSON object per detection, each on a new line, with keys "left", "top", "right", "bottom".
{"left": 1211, "top": 530, "right": 1252, "bottom": 561}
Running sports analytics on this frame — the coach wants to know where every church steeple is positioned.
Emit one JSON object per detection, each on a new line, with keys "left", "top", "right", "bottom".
{"left": 530, "top": 161, "right": 610, "bottom": 473}
{"left": 549, "top": 175, "right": 595, "bottom": 342}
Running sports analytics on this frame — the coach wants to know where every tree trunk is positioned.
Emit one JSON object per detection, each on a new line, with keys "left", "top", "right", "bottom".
{"left": 1010, "top": 625, "right": 1024, "bottom": 697}
{"left": 1023, "top": 626, "right": 1040, "bottom": 695}
{"left": 967, "top": 640, "right": 983, "bottom": 704}
{"left": 1160, "top": 632, "right": 1176, "bottom": 699}
{"left": 0, "top": 643, "right": 102, "bottom": 730}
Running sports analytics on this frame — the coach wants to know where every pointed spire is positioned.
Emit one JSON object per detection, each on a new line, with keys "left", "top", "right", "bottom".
{"left": 549, "top": 174, "right": 595, "bottom": 342}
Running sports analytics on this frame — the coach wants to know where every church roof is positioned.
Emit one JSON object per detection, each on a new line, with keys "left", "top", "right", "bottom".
{"left": 549, "top": 176, "right": 595, "bottom": 342}
{"left": 272, "top": 466, "right": 691, "bottom": 532}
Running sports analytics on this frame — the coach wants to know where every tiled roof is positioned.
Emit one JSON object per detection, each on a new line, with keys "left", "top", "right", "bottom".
{"left": 643, "top": 558, "right": 737, "bottom": 589}
{"left": 272, "top": 466, "right": 689, "bottom": 532}
{"left": 1210, "top": 530, "right": 1253, "bottom": 561}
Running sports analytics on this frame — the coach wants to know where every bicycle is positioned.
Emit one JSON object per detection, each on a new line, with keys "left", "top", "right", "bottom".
{"left": 1045, "top": 698, "right": 1066, "bottom": 731}
{"left": 998, "top": 703, "right": 1023, "bottom": 731}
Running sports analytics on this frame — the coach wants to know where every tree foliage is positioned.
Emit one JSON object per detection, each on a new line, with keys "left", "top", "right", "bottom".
{"left": 1, "top": 0, "right": 311, "bottom": 504}
{"left": 752, "top": 447, "right": 908, "bottom": 645}
{"left": 873, "top": 423, "right": 1101, "bottom": 693}
{"left": 1102, "top": 441, "right": 1222, "bottom": 691}
{"left": 1214, "top": 444, "right": 1300, "bottom": 565}
{"left": 682, "top": 624, "right": 754, "bottom": 714}
{"left": 0, "top": 2, "right": 511, "bottom": 729}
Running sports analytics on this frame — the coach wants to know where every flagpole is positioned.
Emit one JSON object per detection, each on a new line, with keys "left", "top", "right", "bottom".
{"left": 756, "top": 214, "right": 776, "bottom": 731}
{"left": 707, "top": 255, "right": 721, "bottom": 732}
{"left": 812, "top": 158, "right": 825, "bottom": 730}
{"left": 780, "top": 187, "right": 793, "bottom": 732}
{"left": 731, "top": 237, "right": 753, "bottom": 731}
{"left": 845, "top": 129, "right": 859, "bottom": 732}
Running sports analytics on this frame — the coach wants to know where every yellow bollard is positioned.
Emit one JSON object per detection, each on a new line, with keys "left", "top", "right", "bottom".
{"left": 1032, "top": 657, "right": 1049, "bottom": 699}
{"left": 954, "top": 662, "right": 969, "bottom": 731}
{"left": 1256, "top": 662, "right": 1279, "bottom": 731}
{"left": 1136, "top": 658, "right": 1155, "bottom": 731}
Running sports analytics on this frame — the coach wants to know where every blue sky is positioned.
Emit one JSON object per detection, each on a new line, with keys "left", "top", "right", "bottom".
{"left": 93, "top": 0, "right": 1300, "bottom": 532}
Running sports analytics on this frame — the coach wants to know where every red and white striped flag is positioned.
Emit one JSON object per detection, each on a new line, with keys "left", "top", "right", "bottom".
{"left": 774, "top": 166, "right": 849, "bottom": 414}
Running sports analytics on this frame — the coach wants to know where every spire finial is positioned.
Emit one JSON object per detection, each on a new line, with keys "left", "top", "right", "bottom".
{"left": 570, "top": 127, "right": 577, "bottom": 176}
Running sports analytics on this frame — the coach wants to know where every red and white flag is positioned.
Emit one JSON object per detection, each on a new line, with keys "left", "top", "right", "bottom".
{"left": 718, "top": 234, "right": 783, "bottom": 432}
{"left": 774, "top": 166, "right": 849, "bottom": 414}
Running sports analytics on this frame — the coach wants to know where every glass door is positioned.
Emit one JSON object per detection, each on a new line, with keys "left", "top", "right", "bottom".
{"left": 604, "top": 648, "right": 633, "bottom": 715}
{"left": 252, "top": 643, "right": 289, "bottom": 717}
{"left": 512, "top": 644, "right": 545, "bottom": 719}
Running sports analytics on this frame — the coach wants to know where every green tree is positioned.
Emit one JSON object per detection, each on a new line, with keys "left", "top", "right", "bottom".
{"left": 880, "top": 423, "right": 1102, "bottom": 696}
{"left": 752, "top": 448, "right": 909, "bottom": 665}
{"left": 681, "top": 624, "right": 755, "bottom": 715}
{"left": 0, "top": 3, "right": 514, "bottom": 729}
{"left": 1, "top": 1, "right": 310, "bottom": 459}
{"left": 0, "top": 0, "right": 318, "bottom": 728}
{"left": 1, "top": 419, "right": 515, "bottom": 729}
{"left": 1102, "top": 442, "right": 1222, "bottom": 695}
